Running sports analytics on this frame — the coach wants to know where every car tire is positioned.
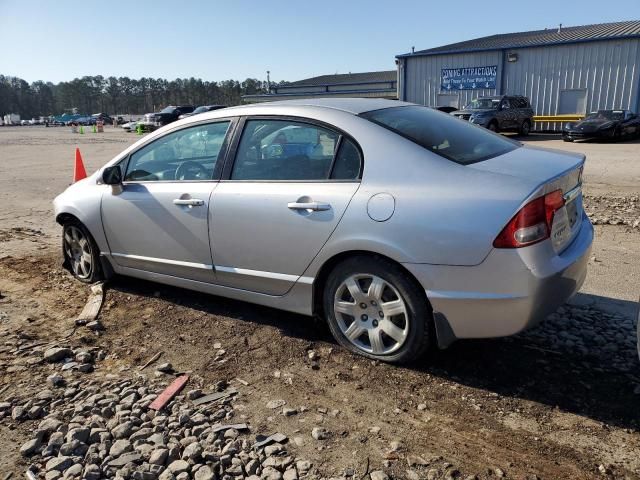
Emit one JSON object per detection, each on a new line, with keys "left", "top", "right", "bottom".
{"left": 519, "top": 120, "right": 531, "bottom": 136}
{"left": 613, "top": 128, "right": 622, "bottom": 142}
{"left": 323, "top": 255, "right": 432, "bottom": 364}
{"left": 487, "top": 121, "right": 499, "bottom": 133}
{"left": 563, "top": 137, "right": 573, "bottom": 142}
{"left": 62, "top": 220, "right": 103, "bottom": 284}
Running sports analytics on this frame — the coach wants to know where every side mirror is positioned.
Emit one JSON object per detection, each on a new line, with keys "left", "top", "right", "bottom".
{"left": 102, "top": 165, "right": 122, "bottom": 185}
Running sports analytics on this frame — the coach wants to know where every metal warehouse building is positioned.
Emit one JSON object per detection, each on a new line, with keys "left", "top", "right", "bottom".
{"left": 396, "top": 20, "right": 640, "bottom": 129}
{"left": 243, "top": 71, "right": 397, "bottom": 103}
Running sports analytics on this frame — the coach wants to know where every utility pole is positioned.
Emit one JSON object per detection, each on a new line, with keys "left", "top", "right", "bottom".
{"left": 266, "top": 70, "right": 271, "bottom": 93}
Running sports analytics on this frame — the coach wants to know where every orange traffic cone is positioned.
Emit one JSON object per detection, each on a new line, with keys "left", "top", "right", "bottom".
{"left": 73, "top": 148, "right": 87, "bottom": 182}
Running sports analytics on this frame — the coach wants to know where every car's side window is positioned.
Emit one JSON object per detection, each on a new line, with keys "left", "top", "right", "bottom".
{"left": 331, "top": 138, "right": 361, "bottom": 180}
{"left": 231, "top": 119, "right": 342, "bottom": 181}
{"left": 125, "top": 121, "right": 231, "bottom": 182}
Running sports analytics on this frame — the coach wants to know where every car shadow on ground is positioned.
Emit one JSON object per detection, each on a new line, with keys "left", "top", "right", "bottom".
{"left": 421, "top": 292, "right": 639, "bottom": 431}
{"left": 109, "top": 276, "right": 639, "bottom": 431}
{"left": 514, "top": 132, "right": 640, "bottom": 144}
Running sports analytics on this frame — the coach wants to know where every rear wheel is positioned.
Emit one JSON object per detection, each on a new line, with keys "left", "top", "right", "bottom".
{"left": 323, "top": 256, "right": 431, "bottom": 364}
{"left": 62, "top": 220, "right": 102, "bottom": 283}
{"left": 487, "top": 121, "right": 499, "bottom": 133}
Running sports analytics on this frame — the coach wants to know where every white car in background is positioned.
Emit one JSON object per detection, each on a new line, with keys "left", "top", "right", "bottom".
{"left": 121, "top": 120, "right": 139, "bottom": 132}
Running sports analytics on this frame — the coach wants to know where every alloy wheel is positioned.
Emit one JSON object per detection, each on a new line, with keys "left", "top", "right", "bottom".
{"left": 63, "top": 225, "right": 93, "bottom": 279}
{"left": 333, "top": 274, "right": 409, "bottom": 355}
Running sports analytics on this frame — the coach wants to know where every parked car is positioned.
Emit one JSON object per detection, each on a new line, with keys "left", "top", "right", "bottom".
{"left": 146, "top": 105, "right": 195, "bottom": 127}
{"left": 92, "top": 113, "right": 113, "bottom": 125}
{"left": 121, "top": 120, "right": 139, "bottom": 132}
{"left": 178, "top": 105, "right": 226, "bottom": 119}
{"left": 451, "top": 95, "right": 534, "bottom": 135}
{"left": 72, "top": 116, "right": 95, "bottom": 126}
{"left": 54, "top": 98, "right": 592, "bottom": 364}
{"left": 562, "top": 110, "right": 640, "bottom": 142}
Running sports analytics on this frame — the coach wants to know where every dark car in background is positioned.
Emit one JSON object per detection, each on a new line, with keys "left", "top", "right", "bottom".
{"left": 451, "top": 95, "right": 534, "bottom": 135}
{"left": 145, "top": 105, "right": 195, "bottom": 127}
{"left": 178, "top": 105, "right": 226, "bottom": 119}
{"left": 70, "top": 116, "right": 94, "bottom": 126}
{"left": 562, "top": 110, "right": 640, "bottom": 142}
{"left": 92, "top": 113, "right": 113, "bottom": 125}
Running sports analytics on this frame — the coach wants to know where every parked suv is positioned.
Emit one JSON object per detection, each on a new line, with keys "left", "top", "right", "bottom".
{"left": 451, "top": 95, "right": 534, "bottom": 135}
{"left": 146, "top": 105, "right": 195, "bottom": 127}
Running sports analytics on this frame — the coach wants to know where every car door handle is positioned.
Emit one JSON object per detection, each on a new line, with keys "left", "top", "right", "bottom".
{"left": 287, "top": 201, "right": 331, "bottom": 211}
{"left": 173, "top": 198, "right": 205, "bottom": 207}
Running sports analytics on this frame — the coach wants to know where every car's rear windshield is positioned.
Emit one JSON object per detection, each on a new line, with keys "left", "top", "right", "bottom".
{"left": 360, "top": 105, "right": 519, "bottom": 165}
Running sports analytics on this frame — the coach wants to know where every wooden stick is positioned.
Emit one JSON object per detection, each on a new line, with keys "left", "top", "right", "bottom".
{"left": 139, "top": 351, "right": 162, "bottom": 371}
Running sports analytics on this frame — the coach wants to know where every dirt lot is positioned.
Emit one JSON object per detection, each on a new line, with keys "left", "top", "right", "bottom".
{"left": 0, "top": 126, "right": 638, "bottom": 480}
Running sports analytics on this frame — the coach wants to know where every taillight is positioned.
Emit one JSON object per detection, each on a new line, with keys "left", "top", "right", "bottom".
{"left": 493, "top": 190, "right": 565, "bottom": 248}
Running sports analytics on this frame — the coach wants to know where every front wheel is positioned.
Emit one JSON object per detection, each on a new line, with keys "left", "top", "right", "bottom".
{"left": 62, "top": 221, "right": 103, "bottom": 283}
{"left": 519, "top": 120, "right": 531, "bottom": 136}
{"left": 487, "top": 121, "right": 499, "bottom": 133}
{"left": 323, "top": 256, "right": 432, "bottom": 364}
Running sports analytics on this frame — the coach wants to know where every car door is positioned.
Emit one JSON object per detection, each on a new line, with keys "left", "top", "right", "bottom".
{"left": 210, "top": 117, "right": 362, "bottom": 295}
{"left": 101, "top": 119, "right": 234, "bottom": 283}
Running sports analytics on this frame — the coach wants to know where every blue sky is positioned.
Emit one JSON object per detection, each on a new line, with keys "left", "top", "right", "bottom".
{"left": 1, "top": 0, "right": 638, "bottom": 84}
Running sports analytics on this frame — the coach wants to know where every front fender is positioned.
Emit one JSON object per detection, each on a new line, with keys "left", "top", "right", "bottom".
{"left": 53, "top": 179, "right": 109, "bottom": 254}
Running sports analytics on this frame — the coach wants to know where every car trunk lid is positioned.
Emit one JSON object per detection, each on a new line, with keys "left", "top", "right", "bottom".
{"left": 469, "top": 145, "right": 585, "bottom": 253}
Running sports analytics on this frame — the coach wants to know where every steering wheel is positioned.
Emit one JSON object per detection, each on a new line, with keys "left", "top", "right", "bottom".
{"left": 175, "top": 161, "right": 208, "bottom": 181}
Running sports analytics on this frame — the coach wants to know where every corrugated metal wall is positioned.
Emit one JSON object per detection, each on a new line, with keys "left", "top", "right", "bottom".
{"left": 400, "top": 38, "right": 640, "bottom": 130}
{"left": 402, "top": 51, "right": 503, "bottom": 107}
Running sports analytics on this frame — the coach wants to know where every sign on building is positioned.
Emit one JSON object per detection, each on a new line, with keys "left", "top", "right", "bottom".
{"left": 441, "top": 65, "right": 497, "bottom": 90}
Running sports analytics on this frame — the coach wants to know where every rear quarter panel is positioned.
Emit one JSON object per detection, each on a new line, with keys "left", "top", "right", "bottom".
{"left": 304, "top": 119, "right": 540, "bottom": 274}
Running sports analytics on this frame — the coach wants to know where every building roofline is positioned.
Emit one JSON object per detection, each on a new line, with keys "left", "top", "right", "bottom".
{"left": 396, "top": 33, "right": 640, "bottom": 58}
{"left": 278, "top": 79, "right": 396, "bottom": 89}
{"left": 243, "top": 87, "right": 397, "bottom": 100}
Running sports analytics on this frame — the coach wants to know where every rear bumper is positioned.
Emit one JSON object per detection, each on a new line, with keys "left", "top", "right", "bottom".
{"left": 403, "top": 214, "right": 593, "bottom": 340}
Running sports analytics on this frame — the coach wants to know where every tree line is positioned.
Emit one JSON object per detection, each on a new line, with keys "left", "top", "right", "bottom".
{"left": 0, "top": 75, "right": 285, "bottom": 118}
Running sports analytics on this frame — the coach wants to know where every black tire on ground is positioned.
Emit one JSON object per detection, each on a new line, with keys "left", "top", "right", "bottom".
{"left": 519, "top": 120, "right": 531, "bottom": 136}
{"left": 612, "top": 128, "right": 622, "bottom": 142}
{"left": 563, "top": 137, "right": 573, "bottom": 142}
{"left": 487, "top": 121, "right": 499, "bottom": 133}
{"left": 323, "top": 255, "right": 432, "bottom": 364}
{"left": 61, "top": 219, "right": 103, "bottom": 284}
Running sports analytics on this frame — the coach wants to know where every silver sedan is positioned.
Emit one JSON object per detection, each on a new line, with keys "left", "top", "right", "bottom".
{"left": 54, "top": 99, "right": 593, "bottom": 363}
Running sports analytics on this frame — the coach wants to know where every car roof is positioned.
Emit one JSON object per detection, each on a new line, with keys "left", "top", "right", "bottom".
{"left": 219, "top": 98, "right": 414, "bottom": 116}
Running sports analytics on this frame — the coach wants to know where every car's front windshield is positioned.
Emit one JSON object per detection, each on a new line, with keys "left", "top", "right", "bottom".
{"left": 584, "top": 110, "right": 624, "bottom": 121}
{"left": 160, "top": 107, "right": 176, "bottom": 114}
{"left": 465, "top": 98, "right": 500, "bottom": 110}
{"left": 361, "top": 106, "right": 518, "bottom": 165}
